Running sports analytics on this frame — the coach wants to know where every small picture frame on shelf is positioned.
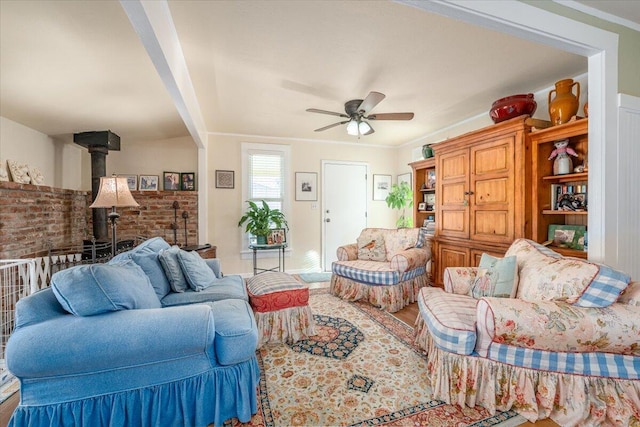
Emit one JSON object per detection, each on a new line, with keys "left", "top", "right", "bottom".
{"left": 418, "top": 202, "right": 427, "bottom": 211}
{"left": 267, "top": 228, "right": 286, "bottom": 245}
{"left": 119, "top": 174, "right": 137, "bottom": 191}
{"left": 138, "top": 175, "right": 159, "bottom": 191}
{"left": 181, "top": 172, "right": 195, "bottom": 191}
{"left": 163, "top": 172, "right": 180, "bottom": 190}
{"left": 425, "top": 170, "right": 436, "bottom": 189}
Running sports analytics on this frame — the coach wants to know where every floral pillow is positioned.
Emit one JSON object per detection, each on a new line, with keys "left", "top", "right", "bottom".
{"left": 357, "top": 229, "right": 387, "bottom": 261}
{"left": 384, "top": 228, "right": 420, "bottom": 260}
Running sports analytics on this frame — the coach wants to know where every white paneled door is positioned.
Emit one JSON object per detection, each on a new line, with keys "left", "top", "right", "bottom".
{"left": 322, "top": 161, "right": 368, "bottom": 271}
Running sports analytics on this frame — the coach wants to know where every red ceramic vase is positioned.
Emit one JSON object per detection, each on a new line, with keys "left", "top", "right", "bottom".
{"left": 489, "top": 93, "right": 537, "bottom": 123}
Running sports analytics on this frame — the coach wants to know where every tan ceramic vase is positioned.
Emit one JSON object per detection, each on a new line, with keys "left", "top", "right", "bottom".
{"left": 548, "top": 79, "right": 580, "bottom": 125}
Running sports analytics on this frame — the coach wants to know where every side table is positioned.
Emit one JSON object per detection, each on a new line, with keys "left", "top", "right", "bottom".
{"left": 248, "top": 243, "right": 287, "bottom": 275}
{"left": 183, "top": 244, "right": 217, "bottom": 259}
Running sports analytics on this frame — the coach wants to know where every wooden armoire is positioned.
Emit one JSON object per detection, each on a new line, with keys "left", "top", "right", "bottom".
{"left": 432, "top": 116, "right": 534, "bottom": 286}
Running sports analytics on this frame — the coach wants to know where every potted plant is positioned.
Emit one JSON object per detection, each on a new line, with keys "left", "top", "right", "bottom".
{"left": 238, "top": 200, "right": 289, "bottom": 244}
{"left": 385, "top": 182, "right": 414, "bottom": 228}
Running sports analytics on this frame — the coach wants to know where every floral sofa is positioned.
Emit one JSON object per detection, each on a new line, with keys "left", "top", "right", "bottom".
{"left": 331, "top": 227, "right": 432, "bottom": 312}
{"left": 6, "top": 237, "right": 259, "bottom": 427}
{"left": 414, "top": 238, "right": 639, "bottom": 426}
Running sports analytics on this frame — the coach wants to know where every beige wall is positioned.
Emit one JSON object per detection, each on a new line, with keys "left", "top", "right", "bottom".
{"left": 206, "top": 134, "right": 399, "bottom": 275}
{"left": 0, "top": 116, "right": 83, "bottom": 189}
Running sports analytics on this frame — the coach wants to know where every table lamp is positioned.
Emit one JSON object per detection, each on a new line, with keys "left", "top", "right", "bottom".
{"left": 89, "top": 175, "right": 139, "bottom": 257}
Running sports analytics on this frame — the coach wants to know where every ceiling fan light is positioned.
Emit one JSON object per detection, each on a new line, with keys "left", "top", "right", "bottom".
{"left": 346, "top": 120, "right": 359, "bottom": 136}
{"left": 359, "top": 120, "right": 371, "bottom": 134}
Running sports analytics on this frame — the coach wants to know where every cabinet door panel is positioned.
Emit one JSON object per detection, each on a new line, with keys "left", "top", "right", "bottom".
{"left": 438, "top": 149, "right": 469, "bottom": 239}
{"left": 473, "top": 138, "right": 510, "bottom": 174}
{"left": 470, "top": 138, "right": 514, "bottom": 243}
{"left": 436, "top": 244, "right": 470, "bottom": 287}
{"left": 473, "top": 210, "right": 509, "bottom": 238}
{"left": 474, "top": 178, "right": 508, "bottom": 205}
{"left": 470, "top": 248, "right": 506, "bottom": 266}
{"left": 442, "top": 211, "right": 466, "bottom": 233}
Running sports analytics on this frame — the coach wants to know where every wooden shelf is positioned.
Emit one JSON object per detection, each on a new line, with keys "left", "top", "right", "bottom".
{"left": 418, "top": 210, "right": 435, "bottom": 214}
{"left": 420, "top": 188, "right": 435, "bottom": 193}
{"left": 542, "top": 172, "right": 588, "bottom": 182}
{"left": 542, "top": 210, "right": 588, "bottom": 215}
{"left": 548, "top": 246, "right": 588, "bottom": 259}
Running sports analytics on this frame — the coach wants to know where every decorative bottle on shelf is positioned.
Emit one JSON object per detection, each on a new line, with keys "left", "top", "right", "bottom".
{"left": 422, "top": 144, "right": 433, "bottom": 159}
{"left": 548, "top": 78, "right": 580, "bottom": 125}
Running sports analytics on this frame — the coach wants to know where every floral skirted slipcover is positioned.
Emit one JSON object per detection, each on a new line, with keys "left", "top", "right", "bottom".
{"left": 246, "top": 272, "right": 316, "bottom": 348}
{"left": 415, "top": 238, "right": 640, "bottom": 426}
{"left": 330, "top": 228, "right": 432, "bottom": 312}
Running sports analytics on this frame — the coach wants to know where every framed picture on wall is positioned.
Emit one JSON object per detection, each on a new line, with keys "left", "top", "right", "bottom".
{"left": 215, "top": 170, "right": 234, "bottom": 189}
{"left": 373, "top": 174, "right": 392, "bottom": 200}
{"left": 119, "top": 174, "right": 137, "bottom": 191}
{"left": 397, "top": 172, "right": 411, "bottom": 187}
{"left": 138, "top": 175, "right": 159, "bottom": 191}
{"left": 163, "top": 172, "right": 180, "bottom": 190}
{"left": 181, "top": 172, "right": 195, "bottom": 191}
{"left": 295, "top": 172, "right": 317, "bottom": 201}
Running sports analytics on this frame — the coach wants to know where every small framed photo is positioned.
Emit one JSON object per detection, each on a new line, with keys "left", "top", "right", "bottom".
{"left": 119, "top": 174, "right": 137, "bottom": 191}
{"left": 295, "top": 172, "right": 317, "bottom": 201}
{"left": 138, "top": 175, "right": 159, "bottom": 191}
{"left": 216, "top": 170, "right": 234, "bottom": 189}
{"left": 426, "top": 170, "right": 436, "bottom": 189}
{"left": 163, "top": 172, "right": 180, "bottom": 190}
{"left": 418, "top": 202, "right": 427, "bottom": 211}
{"left": 373, "top": 174, "right": 392, "bottom": 201}
{"left": 267, "top": 228, "right": 286, "bottom": 245}
{"left": 181, "top": 172, "right": 195, "bottom": 191}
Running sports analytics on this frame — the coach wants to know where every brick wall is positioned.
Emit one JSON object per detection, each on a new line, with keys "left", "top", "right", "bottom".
{"left": 0, "top": 181, "right": 198, "bottom": 259}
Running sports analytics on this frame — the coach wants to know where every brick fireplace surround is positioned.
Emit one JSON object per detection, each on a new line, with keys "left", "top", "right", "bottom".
{"left": 0, "top": 181, "right": 199, "bottom": 260}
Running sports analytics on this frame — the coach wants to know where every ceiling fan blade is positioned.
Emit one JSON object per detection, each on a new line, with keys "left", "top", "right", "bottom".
{"left": 306, "top": 108, "right": 349, "bottom": 118}
{"left": 314, "top": 121, "right": 349, "bottom": 132}
{"left": 367, "top": 112, "right": 414, "bottom": 121}
{"left": 357, "top": 91, "right": 385, "bottom": 115}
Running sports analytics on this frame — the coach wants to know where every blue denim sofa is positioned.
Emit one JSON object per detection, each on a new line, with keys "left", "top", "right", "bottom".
{"left": 6, "top": 237, "right": 259, "bottom": 427}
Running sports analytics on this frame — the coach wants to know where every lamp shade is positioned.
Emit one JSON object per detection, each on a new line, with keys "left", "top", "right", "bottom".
{"left": 358, "top": 121, "right": 372, "bottom": 134}
{"left": 90, "top": 176, "right": 139, "bottom": 208}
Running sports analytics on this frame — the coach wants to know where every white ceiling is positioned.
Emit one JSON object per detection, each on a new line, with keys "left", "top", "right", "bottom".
{"left": 0, "top": 1, "right": 636, "bottom": 147}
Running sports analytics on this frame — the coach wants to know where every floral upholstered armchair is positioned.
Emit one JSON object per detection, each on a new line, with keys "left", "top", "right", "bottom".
{"left": 330, "top": 227, "right": 432, "bottom": 312}
{"left": 414, "top": 238, "right": 640, "bottom": 426}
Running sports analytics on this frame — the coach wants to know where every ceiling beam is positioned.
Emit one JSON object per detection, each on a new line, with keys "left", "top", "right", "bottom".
{"left": 120, "top": 0, "right": 206, "bottom": 148}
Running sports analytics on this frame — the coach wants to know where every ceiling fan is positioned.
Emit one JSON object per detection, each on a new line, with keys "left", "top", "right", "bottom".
{"left": 306, "top": 91, "right": 414, "bottom": 136}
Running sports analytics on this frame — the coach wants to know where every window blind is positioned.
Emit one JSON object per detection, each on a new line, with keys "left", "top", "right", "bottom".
{"left": 248, "top": 151, "right": 283, "bottom": 211}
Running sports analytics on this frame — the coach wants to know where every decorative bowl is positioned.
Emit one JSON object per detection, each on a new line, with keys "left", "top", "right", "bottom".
{"left": 489, "top": 93, "right": 537, "bottom": 123}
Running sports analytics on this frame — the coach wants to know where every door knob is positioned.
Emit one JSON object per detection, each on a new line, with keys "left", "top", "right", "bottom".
{"left": 325, "top": 218, "right": 331, "bottom": 222}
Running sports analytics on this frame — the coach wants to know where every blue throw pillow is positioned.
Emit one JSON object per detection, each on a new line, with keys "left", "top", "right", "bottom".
{"left": 470, "top": 254, "right": 519, "bottom": 298}
{"left": 177, "top": 250, "right": 216, "bottom": 292}
{"left": 158, "top": 246, "right": 190, "bottom": 292}
{"left": 130, "top": 252, "right": 172, "bottom": 299}
{"left": 51, "top": 260, "right": 161, "bottom": 316}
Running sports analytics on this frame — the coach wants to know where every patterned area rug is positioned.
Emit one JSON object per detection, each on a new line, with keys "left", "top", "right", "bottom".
{"left": 226, "top": 290, "right": 525, "bottom": 427}
{"left": 296, "top": 272, "right": 333, "bottom": 283}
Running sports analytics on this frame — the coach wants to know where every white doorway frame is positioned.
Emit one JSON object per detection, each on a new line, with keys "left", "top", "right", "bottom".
{"left": 321, "top": 160, "right": 369, "bottom": 271}
{"left": 399, "top": 0, "right": 618, "bottom": 266}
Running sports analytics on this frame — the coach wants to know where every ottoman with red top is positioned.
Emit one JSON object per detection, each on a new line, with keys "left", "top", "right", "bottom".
{"left": 246, "top": 272, "right": 316, "bottom": 348}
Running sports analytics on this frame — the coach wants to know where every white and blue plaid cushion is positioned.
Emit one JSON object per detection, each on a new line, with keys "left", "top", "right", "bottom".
{"left": 574, "top": 264, "right": 631, "bottom": 307}
{"left": 332, "top": 261, "right": 399, "bottom": 286}
{"left": 488, "top": 343, "right": 640, "bottom": 380}
{"left": 417, "top": 287, "right": 477, "bottom": 355}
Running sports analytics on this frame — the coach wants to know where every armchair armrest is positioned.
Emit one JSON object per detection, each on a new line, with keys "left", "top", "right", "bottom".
{"left": 205, "top": 258, "right": 222, "bottom": 278}
{"left": 390, "top": 247, "right": 430, "bottom": 273}
{"left": 7, "top": 305, "right": 217, "bottom": 379}
{"left": 337, "top": 243, "right": 358, "bottom": 261}
{"left": 443, "top": 267, "right": 479, "bottom": 294}
{"left": 476, "top": 297, "right": 640, "bottom": 357}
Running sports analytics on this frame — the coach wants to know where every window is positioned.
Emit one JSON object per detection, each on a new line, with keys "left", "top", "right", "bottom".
{"left": 241, "top": 143, "right": 291, "bottom": 249}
